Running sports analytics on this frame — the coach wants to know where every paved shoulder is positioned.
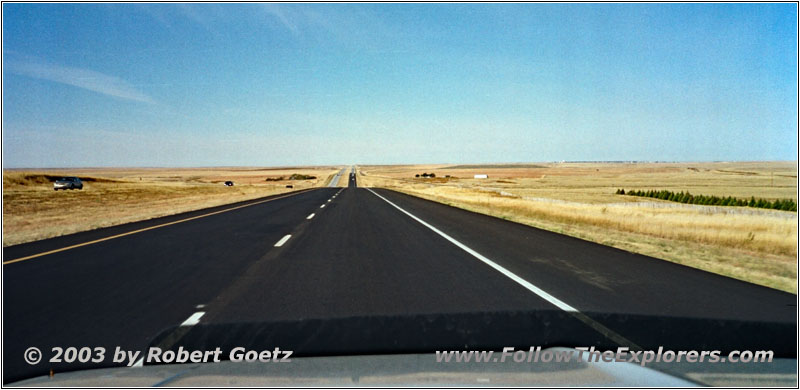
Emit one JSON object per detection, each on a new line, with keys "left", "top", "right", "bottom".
{"left": 368, "top": 188, "right": 795, "bottom": 323}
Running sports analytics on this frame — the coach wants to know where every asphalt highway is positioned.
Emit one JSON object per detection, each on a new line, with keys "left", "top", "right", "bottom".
{"left": 327, "top": 168, "right": 345, "bottom": 187}
{"left": 3, "top": 170, "right": 796, "bottom": 383}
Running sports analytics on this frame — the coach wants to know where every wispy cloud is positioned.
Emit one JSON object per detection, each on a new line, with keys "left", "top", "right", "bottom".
{"left": 5, "top": 60, "right": 155, "bottom": 104}
{"left": 258, "top": 4, "right": 399, "bottom": 50}
{"left": 261, "top": 4, "right": 299, "bottom": 34}
{"left": 175, "top": 3, "right": 221, "bottom": 35}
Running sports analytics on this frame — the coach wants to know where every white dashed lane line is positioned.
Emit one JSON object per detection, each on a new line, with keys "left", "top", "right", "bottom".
{"left": 134, "top": 311, "right": 206, "bottom": 367}
{"left": 180, "top": 312, "right": 205, "bottom": 326}
{"left": 307, "top": 213, "right": 316, "bottom": 220}
{"left": 274, "top": 234, "right": 292, "bottom": 247}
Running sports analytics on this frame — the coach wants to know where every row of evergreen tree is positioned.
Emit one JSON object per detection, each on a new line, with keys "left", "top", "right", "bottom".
{"left": 615, "top": 189, "right": 797, "bottom": 211}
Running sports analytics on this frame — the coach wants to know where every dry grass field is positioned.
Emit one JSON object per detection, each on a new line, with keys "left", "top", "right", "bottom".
{"left": 3, "top": 167, "right": 341, "bottom": 247}
{"left": 358, "top": 162, "right": 798, "bottom": 293}
{"left": 334, "top": 168, "right": 351, "bottom": 188}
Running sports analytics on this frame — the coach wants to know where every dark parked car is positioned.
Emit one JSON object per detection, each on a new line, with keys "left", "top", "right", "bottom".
{"left": 53, "top": 177, "right": 83, "bottom": 191}
{"left": 286, "top": 185, "right": 293, "bottom": 188}
{"left": 224, "top": 181, "right": 234, "bottom": 186}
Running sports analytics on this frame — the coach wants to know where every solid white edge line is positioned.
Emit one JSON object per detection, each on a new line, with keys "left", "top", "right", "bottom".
{"left": 274, "top": 234, "right": 292, "bottom": 247}
{"left": 365, "top": 188, "right": 641, "bottom": 349}
{"left": 180, "top": 311, "right": 205, "bottom": 327}
{"left": 307, "top": 213, "right": 315, "bottom": 220}
{"left": 366, "top": 189, "right": 576, "bottom": 312}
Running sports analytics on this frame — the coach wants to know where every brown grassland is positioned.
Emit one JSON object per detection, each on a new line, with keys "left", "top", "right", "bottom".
{"left": 3, "top": 162, "right": 796, "bottom": 293}
{"left": 3, "top": 167, "right": 341, "bottom": 247}
{"left": 358, "top": 161, "right": 798, "bottom": 293}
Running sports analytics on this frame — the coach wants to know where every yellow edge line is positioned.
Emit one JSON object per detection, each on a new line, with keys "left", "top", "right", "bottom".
{"left": 3, "top": 188, "right": 318, "bottom": 265}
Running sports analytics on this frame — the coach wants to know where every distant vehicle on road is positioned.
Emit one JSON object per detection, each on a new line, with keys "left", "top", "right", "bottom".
{"left": 53, "top": 177, "right": 83, "bottom": 191}
{"left": 224, "top": 181, "right": 234, "bottom": 186}
{"left": 286, "top": 185, "right": 293, "bottom": 188}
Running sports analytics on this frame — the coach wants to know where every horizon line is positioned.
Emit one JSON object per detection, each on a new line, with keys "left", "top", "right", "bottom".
{"left": 3, "top": 159, "right": 798, "bottom": 170}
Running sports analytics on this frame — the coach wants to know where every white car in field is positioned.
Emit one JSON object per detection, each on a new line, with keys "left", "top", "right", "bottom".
{"left": 53, "top": 177, "right": 83, "bottom": 191}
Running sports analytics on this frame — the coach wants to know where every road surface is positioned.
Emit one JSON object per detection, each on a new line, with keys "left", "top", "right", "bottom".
{"left": 3, "top": 170, "right": 795, "bottom": 383}
{"left": 327, "top": 168, "right": 345, "bottom": 187}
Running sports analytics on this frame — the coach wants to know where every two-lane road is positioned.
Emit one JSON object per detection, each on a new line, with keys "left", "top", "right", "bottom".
{"left": 4, "top": 188, "right": 340, "bottom": 382}
{"left": 3, "top": 175, "right": 795, "bottom": 383}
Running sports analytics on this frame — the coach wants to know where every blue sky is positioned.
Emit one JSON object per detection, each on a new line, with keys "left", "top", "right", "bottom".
{"left": 2, "top": 3, "right": 797, "bottom": 167}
